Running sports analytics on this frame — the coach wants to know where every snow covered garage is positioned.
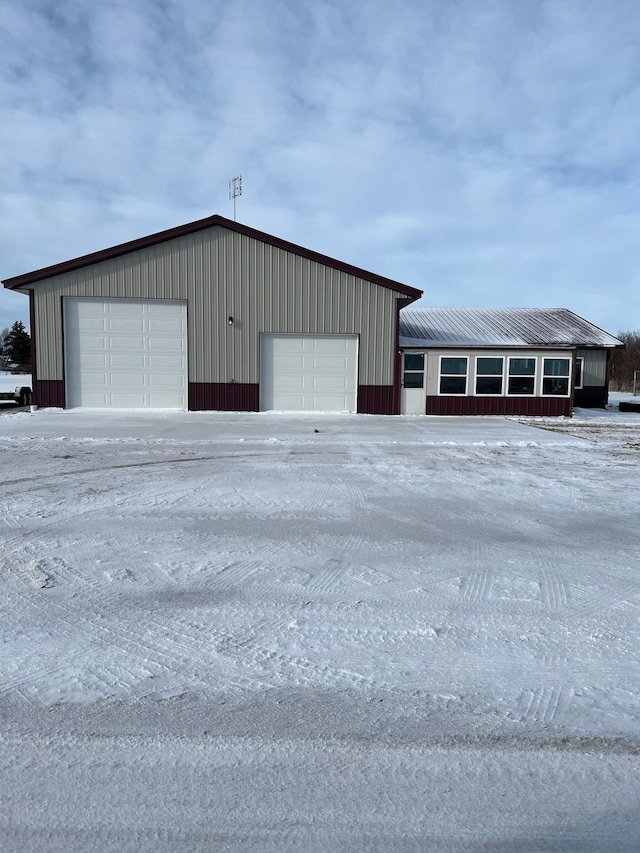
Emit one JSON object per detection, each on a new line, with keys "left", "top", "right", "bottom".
{"left": 2, "top": 215, "right": 421, "bottom": 413}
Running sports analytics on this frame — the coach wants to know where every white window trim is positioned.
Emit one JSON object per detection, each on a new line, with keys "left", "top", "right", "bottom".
{"left": 438, "top": 355, "right": 468, "bottom": 396}
{"left": 506, "top": 356, "right": 537, "bottom": 397}
{"left": 474, "top": 356, "right": 504, "bottom": 396}
{"left": 575, "top": 357, "right": 584, "bottom": 390}
{"left": 541, "top": 357, "right": 571, "bottom": 397}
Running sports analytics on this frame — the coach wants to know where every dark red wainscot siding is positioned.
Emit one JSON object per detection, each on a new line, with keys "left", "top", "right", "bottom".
{"left": 574, "top": 386, "right": 607, "bottom": 408}
{"left": 34, "top": 380, "right": 65, "bottom": 408}
{"left": 189, "top": 383, "right": 259, "bottom": 412}
{"left": 357, "top": 386, "right": 396, "bottom": 415}
{"left": 425, "top": 396, "right": 571, "bottom": 417}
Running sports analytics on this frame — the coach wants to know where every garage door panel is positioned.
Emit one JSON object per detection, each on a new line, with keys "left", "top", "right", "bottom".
{"left": 261, "top": 334, "right": 357, "bottom": 412}
{"left": 314, "top": 375, "right": 352, "bottom": 391}
{"left": 79, "top": 353, "right": 110, "bottom": 369}
{"left": 109, "top": 392, "right": 147, "bottom": 407}
{"left": 149, "top": 372, "right": 184, "bottom": 388}
{"left": 107, "top": 301, "right": 144, "bottom": 316}
{"left": 312, "top": 355, "right": 352, "bottom": 370}
{"left": 148, "top": 318, "right": 186, "bottom": 333}
{"left": 148, "top": 336, "right": 184, "bottom": 351}
{"left": 110, "top": 353, "right": 146, "bottom": 368}
{"left": 74, "top": 318, "right": 107, "bottom": 333}
{"left": 65, "top": 298, "right": 187, "bottom": 409}
{"left": 78, "top": 334, "right": 109, "bottom": 347}
{"left": 148, "top": 354, "right": 186, "bottom": 370}
{"left": 108, "top": 318, "right": 146, "bottom": 333}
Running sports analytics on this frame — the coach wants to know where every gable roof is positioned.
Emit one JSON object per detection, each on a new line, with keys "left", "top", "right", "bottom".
{"left": 399, "top": 307, "right": 623, "bottom": 348}
{"left": 2, "top": 213, "right": 423, "bottom": 300}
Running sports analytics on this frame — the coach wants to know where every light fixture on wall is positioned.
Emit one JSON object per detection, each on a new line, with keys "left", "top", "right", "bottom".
{"left": 228, "top": 316, "right": 234, "bottom": 326}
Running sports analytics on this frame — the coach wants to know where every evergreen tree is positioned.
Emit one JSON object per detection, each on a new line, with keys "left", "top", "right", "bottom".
{"left": 2, "top": 321, "right": 31, "bottom": 370}
{"left": 0, "top": 327, "right": 8, "bottom": 369}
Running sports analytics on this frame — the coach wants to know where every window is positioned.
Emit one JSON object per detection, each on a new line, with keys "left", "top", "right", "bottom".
{"left": 508, "top": 358, "right": 536, "bottom": 395}
{"left": 543, "top": 358, "right": 570, "bottom": 396}
{"left": 575, "top": 357, "right": 584, "bottom": 389}
{"left": 403, "top": 353, "right": 424, "bottom": 388}
{"left": 439, "top": 357, "right": 467, "bottom": 394}
{"left": 475, "top": 357, "right": 504, "bottom": 395}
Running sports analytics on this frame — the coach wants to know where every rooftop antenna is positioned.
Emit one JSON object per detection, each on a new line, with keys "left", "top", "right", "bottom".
{"left": 229, "top": 175, "right": 242, "bottom": 221}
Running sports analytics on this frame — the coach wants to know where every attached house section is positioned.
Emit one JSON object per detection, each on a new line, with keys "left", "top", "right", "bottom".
{"left": 399, "top": 307, "right": 623, "bottom": 416}
{"left": 3, "top": 215, "right": 421, "bottom": 413}
{"left": 423, "top": 350, "right": 574, "bottom": 416}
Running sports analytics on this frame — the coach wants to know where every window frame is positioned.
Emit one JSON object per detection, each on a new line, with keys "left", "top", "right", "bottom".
{"left": 542, "top": 357, "right": 571, "bottom": 397}
{"left": 574, "top": 357, "right": 584, "bottom": 390}
{"left": 507, "top": 357, "right": 537, "bottom": 397}
{"left": 438, "top": 355, "right": 468, "bottom": 396}
{"left": 474, "top": 356, "right": 504, "bottom": 396}
{"left": 402, "top": 352, "right": 425, "bottom": 390}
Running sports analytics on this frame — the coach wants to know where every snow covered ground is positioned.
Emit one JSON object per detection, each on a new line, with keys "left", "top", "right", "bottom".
{"left": 1, "top": 404, "right": 639, "bottom": 851}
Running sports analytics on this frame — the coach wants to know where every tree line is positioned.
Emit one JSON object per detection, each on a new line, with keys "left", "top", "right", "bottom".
{"left": 610, "top": 330, "right": 640, "bottom": 392}
{"left": 0, "top": 321, "right": 31, "bottom": 372}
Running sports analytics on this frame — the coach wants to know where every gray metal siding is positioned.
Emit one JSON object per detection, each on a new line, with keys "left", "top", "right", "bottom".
{"left": 32, "top": 226, "right": 398, "bottom": 385}
{"left": 577, "top": 348, "right": 607, "bottom": 387}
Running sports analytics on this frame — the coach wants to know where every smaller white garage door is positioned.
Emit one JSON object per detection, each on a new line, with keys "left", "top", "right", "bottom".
{"left": 64, "top": 299, "right": 187, "bottom": 409}
{"left": 260, "top": 334, "right": 358, "bottom": 412}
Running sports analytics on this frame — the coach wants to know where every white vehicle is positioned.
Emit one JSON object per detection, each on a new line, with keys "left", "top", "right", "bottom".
{"left": 0, "top": 375, "right": 32, "bottom": 407}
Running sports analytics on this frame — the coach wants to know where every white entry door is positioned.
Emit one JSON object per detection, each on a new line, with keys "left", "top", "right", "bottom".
{"left": 401, "top": 352, "right": 426, "bottom": 414}
{"left": 64, "top": 298, "right": 187, "bottom": 409}
{"left": 260, "top": 334, "right": 358, "bottom": 412}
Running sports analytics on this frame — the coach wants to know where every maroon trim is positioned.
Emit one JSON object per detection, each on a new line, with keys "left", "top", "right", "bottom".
{"left": 425, "top": 396, "right": 571, "bottom": 417}
{"left": 3, "top": 214, "right": 423, "bottom": 300}
{"left": 574, "top": 386, "right": 608, "bottom": 408}
{"left": 28, "top": 289, "right": 37, "bottom": 387}
{"left": 33, "top": 380, "right": 65, "bottom": 408}
{"left": 358, "top": 385, "right": 395, "bottom": 415}
{"left": 189, "top": 382, "right": 259, "bottom": 412}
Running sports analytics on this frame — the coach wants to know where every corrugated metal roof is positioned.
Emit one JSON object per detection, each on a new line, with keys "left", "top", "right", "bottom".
{"left": 399, "top": 307, "right": 623, "bottom": 348}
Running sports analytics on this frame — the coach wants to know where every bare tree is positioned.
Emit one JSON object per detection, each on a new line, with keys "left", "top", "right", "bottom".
{"left": 610, "top": 331, "right": 640, "bottom": 391}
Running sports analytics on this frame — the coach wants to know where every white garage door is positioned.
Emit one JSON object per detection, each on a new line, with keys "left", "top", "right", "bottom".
{"left": 64, "top": 299, "right": 187, "bottom": 409}
{"left": 260, "top": 334, "right": 358, "bottom": 412}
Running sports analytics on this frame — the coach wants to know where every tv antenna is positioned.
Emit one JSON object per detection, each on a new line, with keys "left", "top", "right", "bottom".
{"left": 229, "top": 175, "right": 242, "bottom": 221}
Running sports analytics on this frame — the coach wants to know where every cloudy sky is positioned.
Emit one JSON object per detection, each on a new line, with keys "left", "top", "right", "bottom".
{"left": 2, "top": 0, "right": 640, "bottom": 336}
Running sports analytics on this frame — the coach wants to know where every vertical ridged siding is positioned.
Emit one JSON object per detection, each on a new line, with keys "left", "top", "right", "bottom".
{"left": 577, "top": 348, "right": 607, "bottom": 387}
{"left": 425, "top": 396, "right": 571, "bottom": 416}
{"left": 32, "top": 226, "right": 399, "bottom": 385}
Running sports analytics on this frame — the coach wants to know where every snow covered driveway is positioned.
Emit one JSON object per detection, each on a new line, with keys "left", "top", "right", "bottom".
{"left": 1, "top": 409, "right": 640, "bottom": 851}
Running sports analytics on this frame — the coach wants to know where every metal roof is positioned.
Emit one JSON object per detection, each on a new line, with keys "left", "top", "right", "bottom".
{"left": 399, "top": 307, "right": 623, "bottom": 348}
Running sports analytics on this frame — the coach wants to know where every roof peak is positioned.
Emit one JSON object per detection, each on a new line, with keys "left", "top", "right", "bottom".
{"left": 3, "top": 213, "right": 422, "bottom": 299}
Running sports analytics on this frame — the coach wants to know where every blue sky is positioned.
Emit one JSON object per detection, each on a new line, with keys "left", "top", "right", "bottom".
{"left": 2, "top": 0, "right": 640, "bottom": 336}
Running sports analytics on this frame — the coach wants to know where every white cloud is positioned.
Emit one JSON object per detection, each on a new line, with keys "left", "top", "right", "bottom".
{"left": 2, "top": 0, "right": 640, "bottom": 335}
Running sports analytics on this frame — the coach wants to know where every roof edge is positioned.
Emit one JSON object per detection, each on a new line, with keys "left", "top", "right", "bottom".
{"left": 2, "top": 213, "right": 423, "bottom": 300}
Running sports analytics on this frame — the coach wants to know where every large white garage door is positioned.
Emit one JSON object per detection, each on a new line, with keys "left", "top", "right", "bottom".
{"left": 260, "top": 334, "right": 358, "bottom": 412}
{"left": 64, "top": 299, "right": 187, "bottom": 409}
